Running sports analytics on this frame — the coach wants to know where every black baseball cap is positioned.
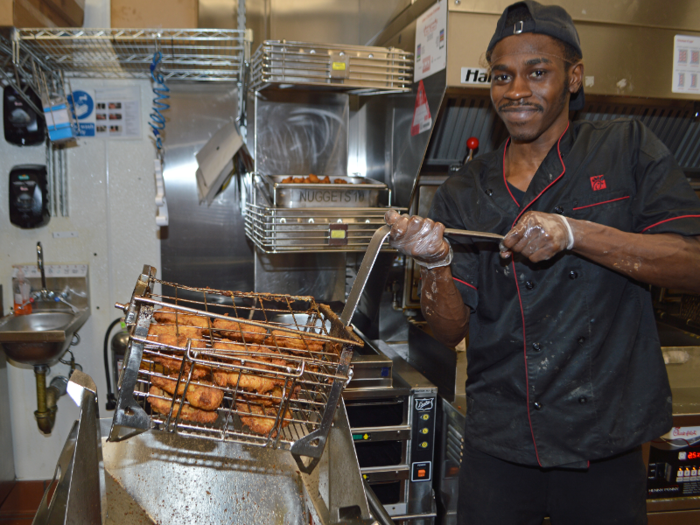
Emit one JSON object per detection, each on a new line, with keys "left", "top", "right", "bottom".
{"left": 487, "top": 1, "right": 585, "bottom": 111}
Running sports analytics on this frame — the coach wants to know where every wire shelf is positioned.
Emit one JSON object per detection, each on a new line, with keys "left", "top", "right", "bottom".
{"left": 15, "top": 28, "right": 247, "bottom": 81}
{"left": 250, "top": 40, "right": 413, "bottom": 94}
{"left": 245, "top": 202, "right": 402, "bottom": 253}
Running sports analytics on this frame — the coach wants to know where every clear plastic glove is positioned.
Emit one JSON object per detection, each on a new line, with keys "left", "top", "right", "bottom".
{"left": 500, "top": 211, "right": 574, "bottom": 262}
{"left": 385, "top": 210, "right": 452, "bottom": 268}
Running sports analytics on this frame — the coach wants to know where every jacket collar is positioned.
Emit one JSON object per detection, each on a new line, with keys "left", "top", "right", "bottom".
{"left": 491, "top": 122, "right": 574, "bottom": 223}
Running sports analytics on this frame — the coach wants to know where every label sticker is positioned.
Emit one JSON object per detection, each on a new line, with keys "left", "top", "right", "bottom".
{"left": 672, "top": 35, "right": 700, "bottom": 94}
{"left": 411, "top": 80, "right": 432, "bottom": 136}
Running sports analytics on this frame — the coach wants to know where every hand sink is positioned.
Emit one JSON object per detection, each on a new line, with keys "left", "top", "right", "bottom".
{"left": 0, "top": 308, "right": 90, "bottom": 366}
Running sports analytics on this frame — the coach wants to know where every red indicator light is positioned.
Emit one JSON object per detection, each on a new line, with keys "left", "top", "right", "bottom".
{"left": 417, "top": 469, "right": 426, "bottom": 478}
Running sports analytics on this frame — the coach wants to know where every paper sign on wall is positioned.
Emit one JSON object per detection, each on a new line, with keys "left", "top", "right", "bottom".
{"left": 411, "top": 80, "right": 432, "bottom": 136}
{"left": 672, "top": 35, "right": 700, "bottom": 94}
{"left": 68, "top": 86, "right": 142, "bottom": 139}
{"left": 414, "top": 1, "right": 447, "bottom": 82}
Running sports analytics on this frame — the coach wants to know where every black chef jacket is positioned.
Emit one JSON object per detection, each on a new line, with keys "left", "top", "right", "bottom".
{"left": 429, "top": 118, "right": 700, "bottom": 468}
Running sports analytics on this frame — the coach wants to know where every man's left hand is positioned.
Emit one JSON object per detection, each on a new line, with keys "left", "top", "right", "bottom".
{"left": 500, "top": 211, "right": 574, "bottom": 262}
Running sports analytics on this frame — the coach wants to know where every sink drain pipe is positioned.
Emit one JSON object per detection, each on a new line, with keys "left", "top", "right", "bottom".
{"left": 34, "top": 365, "right": 68, "bottom": 435}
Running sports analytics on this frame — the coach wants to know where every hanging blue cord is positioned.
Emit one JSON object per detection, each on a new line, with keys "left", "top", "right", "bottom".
{"left": 149, "top": 51, "right": 170, "bottom": 151}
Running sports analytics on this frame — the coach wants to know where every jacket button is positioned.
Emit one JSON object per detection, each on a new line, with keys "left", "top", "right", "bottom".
{"left": 579, "top": 396, "right": 587, "bottom": 404}
{"left": 532, "top": 342, "right": 541, "bottom": 352}
{"left": 486, "top": 188, "right": 493, "bottom": 196}
{"left": 569, "top": 271, "right": 579, "bottom": 280}
{"left": 554, "top": 206, "right": 564, "bottom": 214}
{"left": 525, "top": 280, "right": 534, "bottom": 290}
{"left": 534, "top": 402, "right": 543, "bottom": 410}
{"left": 578, "top": 337, "right": 586, "bottom": 344}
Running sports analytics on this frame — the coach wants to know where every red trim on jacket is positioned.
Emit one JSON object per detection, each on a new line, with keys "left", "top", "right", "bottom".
{"left": 572, "top": 196, "right": 630, "bottom": 211}
{"left": 453, "top": 277, "right": 477, "bottom": 291}
{"left": 641, "top": 215, "right": 700, "bottom": 233}
{"left": 502, "top": 138, "right": 521, "bottom": 208}
{"left": 511, "top": 122, "right": 570, "bottom": 226}
{"left": 513, "top": 259, "right": 543, "bottom": 468}
{"left": 506, "top": 123, "right": 570, "bottom": 469}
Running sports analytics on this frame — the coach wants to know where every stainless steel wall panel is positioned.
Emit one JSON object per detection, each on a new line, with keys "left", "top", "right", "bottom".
{"left": 254, "top": 252, "right": 346, "bottom": 302}
{"left": 253, "top": 90, "right": 349, "bottom": 177}
{"left": 160, "top": 83, "right": 255, "bottom": 295}
{"left": 0, "top": 351, "right": 15, "bottom": 503}
{"left": 390, "top": 70, "right": 447, "bottom": 207}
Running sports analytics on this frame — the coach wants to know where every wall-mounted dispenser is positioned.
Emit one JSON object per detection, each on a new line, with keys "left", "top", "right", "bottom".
{"left": 3, "top": 85, "right": 45, "bottom": 147}
{"left": 9, "top": 165, "right": 50, "bottom": 229}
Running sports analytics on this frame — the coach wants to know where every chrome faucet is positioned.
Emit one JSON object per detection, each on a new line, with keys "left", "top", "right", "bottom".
{"left": 37, "top": 242, "right": 49, "bottom": 298}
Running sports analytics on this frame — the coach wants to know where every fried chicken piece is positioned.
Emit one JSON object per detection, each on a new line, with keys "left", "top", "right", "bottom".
{"left": 281, "top": 176, "right": 293, "bottom": 183}
{"left": 148, "top": 323, "right": 203, "bottom": 340}
{"left": 145, "top": 333, "right": 186, "bottom": 348}
{"left": 237, "top": 402, "right": 292, "bottom": 435}
{"left": 266, "top": 329, "right": 325, "bottom": 355}
{"left": 212, "top": 367, "right": 276, "bottom": 394}
{"left": 150, "top": 375, "right": 224, "bottom": 411}
{"left": 212, "top": 317, "right": 267, "bottom": 344}
{"left": 153, "top": 307, "right": 213, "bottom": 330}
{"left": 320, "top": 176, "right": 330, "bottom": 184}
{"left": 333, "top": 178, "right": 347, "bottom": 184}
{"left": 148, "top": 386, "right": 219, "bottom": 424}
{"left": 292, "top": 177, "right": 304, "bottom": 183}
{"left": 307, "top": 174, "right": 320, "bottom": 183}
{"left": 150, "top": 355, "right": 211, "bottom": 380}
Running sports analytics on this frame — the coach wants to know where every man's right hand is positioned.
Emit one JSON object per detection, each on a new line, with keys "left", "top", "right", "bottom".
{"left": 385, "top": 210, "right": 452, "bottom": 268}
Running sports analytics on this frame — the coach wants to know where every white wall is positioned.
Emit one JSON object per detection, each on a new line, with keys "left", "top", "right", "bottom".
{"left": 0, "top": 78, "right": 161, "bottom": 479}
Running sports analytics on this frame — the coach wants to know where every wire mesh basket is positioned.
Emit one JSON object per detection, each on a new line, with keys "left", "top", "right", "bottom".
{"left": 110, "top": 266, "right": 363, "bottom": 471}
{"left": 250, "top": 40, "right": 413, "bottom": 93}
{"left": 15, "top": 28, "right": 246, "bottom": 81}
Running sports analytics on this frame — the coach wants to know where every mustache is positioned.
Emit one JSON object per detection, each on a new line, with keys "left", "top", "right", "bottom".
{"left": 498, "top": 102, "right": 544, "bottom": 112}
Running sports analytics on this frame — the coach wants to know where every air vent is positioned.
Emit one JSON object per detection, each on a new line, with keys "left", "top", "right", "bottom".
{"left": 425, "top": 96, "right": 700, "bottom": 172}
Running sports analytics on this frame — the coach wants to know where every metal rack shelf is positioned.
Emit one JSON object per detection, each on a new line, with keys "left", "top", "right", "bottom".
{"left": 245, "top": 203, "right": 402, "bottom": 253}
{"left": 15, "top": 28, "right": 247, "bottom": 81}
{"left": 250, "top": 40, "right": 413, "bottom": 94}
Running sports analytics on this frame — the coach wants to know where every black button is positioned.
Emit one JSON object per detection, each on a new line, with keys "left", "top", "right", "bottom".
{"left": 578, "top": 337, "right": 586, "bottom": 344}
{"left": 554, "top": 206, "right": 564, "bottom": 214}
{"left": 532, "top": 342, "right": 541, "bottom": 352}
{"left": 534, "top": 402, "right": 543, "bottom": 410}
{"left": 486, "top": 188, "right": 493, "bottom": 196}
{"left": 579, "top": 396, "right": 587, "bottom": 404}
{"left": 525, "top": 280, "right": 534, "bottom": 290}
{"left": 569, "top": 271, "right": 579, "bottom": 280}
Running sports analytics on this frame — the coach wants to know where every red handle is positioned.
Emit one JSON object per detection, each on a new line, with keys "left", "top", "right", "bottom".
{"left": 467, "top": 137, "right": 479, "bottom": 150}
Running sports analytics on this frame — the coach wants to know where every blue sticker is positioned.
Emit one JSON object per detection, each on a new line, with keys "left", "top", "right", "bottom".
{"left": 68, "top": 90, "right": 95, "bottom": 137}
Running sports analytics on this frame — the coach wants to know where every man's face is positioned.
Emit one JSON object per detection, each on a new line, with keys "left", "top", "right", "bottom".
{"left": 489, "top": 33, "right": 581, "bottom": 143}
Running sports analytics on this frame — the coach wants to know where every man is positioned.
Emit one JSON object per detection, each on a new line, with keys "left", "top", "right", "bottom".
{"left": 386, "top": 1, "right": 700, "bottom": 524}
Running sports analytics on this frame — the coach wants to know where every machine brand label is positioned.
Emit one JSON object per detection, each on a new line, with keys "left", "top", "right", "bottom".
{"left": 461, "top": 67, "right": 491, "bottom": 86}
{"left": 415, "top": 398, "right": 434, "bottom": 411}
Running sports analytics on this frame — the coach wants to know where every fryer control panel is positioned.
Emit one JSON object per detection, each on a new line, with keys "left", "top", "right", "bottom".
{"left": 410, "top": 396, "right": 436, "bottom": 482}
{"left": 648, "top": 445, "right": 700, "bottom": 499}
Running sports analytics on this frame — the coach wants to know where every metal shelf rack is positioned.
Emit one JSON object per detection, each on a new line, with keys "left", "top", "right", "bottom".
{"left": 15, "top": 28, "right": 248, "bottom": 81}
{"left": 245, "top": 202, "right": 401, "bottom": 253}
{"left": 250, "top": 40, "right": 413, "bottom": 94}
